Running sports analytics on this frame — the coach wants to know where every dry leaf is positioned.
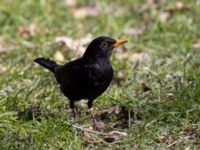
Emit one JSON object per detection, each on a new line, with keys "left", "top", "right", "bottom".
{"left": 114, "top": 72, "right": 126, "bottom": 85}
{"left": 159, "top": 11, "right": 171, "bottom": 22}
{"left": 159, "top": 1, "right": 189, "bottom": 22}
{"left": 54, "top": 51, "right": 65, "bottom": 62}
{"left": 164, "top": 1, "right": 189, "bottom": 13}
{"left": 192, "top": 40, "right": 200, "bottom": 49}
{"left": 94, "top": 120, "right": 105, "bottom": 130}
{"left": 107, "top": 105, "right": 120, "bottom": 114}
{"left": 56, "top": 37, "right": 73, "bottom": 47}
{"left": 83, "top": 130, "right": 101, "bottom": 144}
{"left": 0, "top": 64, "right": 8, "bottom": 74}
{"left": 176, "top": 1, "right": 185, "bottom": 10}
{"left": 64, "top": 0, "right": 76, "bottom": 7}
{"left": 123, "top": 27, "right": 143, "bottom": 36}
{"left": 116, "top": 52, "right": 150, "bottom": 65}
{"left": 55, "top": 34, "right": 92, "bottom": 56}
{"left": 18, "top": 23, "right": 37, "bottom": 38}
{"left": 72, "top": 4, "right": 99, "bottom": 19}
{"left": 129, "top": 52, "right": 150, "bottom": 63}
{"left": 83, "top": 131, "right": 92, "bottom": 140}
{"left": 100, "top": 105, "right": 120, "bottom": 115}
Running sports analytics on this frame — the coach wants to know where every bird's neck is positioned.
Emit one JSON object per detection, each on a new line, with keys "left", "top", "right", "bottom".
{"left": 82, "top": 55, "right": 110, "bottom": 64}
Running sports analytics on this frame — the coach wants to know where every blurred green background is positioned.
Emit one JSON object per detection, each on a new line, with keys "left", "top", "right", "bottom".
{"left": 0, "top": 0, "right": 200, "bottom": 149}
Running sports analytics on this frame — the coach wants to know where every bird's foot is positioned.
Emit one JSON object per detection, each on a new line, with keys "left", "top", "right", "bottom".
{"left": 70, "top": 108, "right": 80, "bottom": 121}
{"left": 87, "top": 108, "right": 98, "bottom": 130}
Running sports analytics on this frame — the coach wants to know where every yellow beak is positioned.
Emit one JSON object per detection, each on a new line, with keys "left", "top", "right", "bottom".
{"left": 113, "top": 39, "right": 127, "bottom": 47}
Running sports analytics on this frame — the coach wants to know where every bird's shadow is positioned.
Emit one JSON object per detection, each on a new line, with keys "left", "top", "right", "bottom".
{"left": 17, "top": 104, "right": 142, "bottom": 131}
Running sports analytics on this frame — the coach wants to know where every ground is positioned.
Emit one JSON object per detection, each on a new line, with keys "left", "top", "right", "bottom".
{"left": 0, "top": 0, "right": 200, "bottom": 149}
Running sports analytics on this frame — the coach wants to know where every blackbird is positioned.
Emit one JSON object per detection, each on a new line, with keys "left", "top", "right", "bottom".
{"left": 34, "top": 36, "right": 127, "bottom": 115}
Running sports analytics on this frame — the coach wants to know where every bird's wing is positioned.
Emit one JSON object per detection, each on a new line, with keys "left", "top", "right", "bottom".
{"left": 55, "top": 59, "right": 89, "bottom": 87}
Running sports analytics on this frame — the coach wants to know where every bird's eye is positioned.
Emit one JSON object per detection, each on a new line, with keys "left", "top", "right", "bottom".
{"left": 100, "top": 41, "right": 109, "bottom": 48}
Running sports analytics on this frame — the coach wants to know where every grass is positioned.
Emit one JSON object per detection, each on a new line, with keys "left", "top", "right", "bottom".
{"left": 0, "top": 0, "right": 200, "bottom": 149}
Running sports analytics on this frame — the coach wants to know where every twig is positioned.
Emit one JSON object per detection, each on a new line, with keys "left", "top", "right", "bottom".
{"left": 167, "top": 135, "right": 194, "bottom": 148}
{"left": 72, "top": 124, "right": 108, "bottom": 136}
{"left": 72, "top": 124, "right": 128, "bottom": 137}
{"left": 167, "top": 141, "right": 178, "bottom": 148}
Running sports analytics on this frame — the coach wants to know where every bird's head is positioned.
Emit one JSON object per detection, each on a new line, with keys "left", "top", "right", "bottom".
{"left": 83, "top": 36, "right": 127, "bottom": 60}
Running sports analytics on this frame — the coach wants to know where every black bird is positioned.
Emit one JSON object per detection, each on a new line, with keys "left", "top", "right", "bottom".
{"left": 34, "top": 36, "right": 127, "bottom": 115}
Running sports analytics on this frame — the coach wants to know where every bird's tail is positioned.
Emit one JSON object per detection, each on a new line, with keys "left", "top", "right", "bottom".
{"left": 34, "top": 57, "right": 58, "bottom": 73}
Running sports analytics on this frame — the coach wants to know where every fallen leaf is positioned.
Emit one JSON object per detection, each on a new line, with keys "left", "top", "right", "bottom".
{"left": 192, "top": 39, "right": 200, "bottom": 49}
{"left": 77, "top": 34, "right": 93, "bottom": 46}
{"left": 123, "top": 27, "right": 143, "bottom": 36}
{"left": 129, "top": 52, "right": 150, "bottom": 63}
{"left": 0, "top": 64, "right": 8, "bottom": 74}
{"left": 94, "top": 120, "right": 105, "bottom": 130}
{"left": 18, "top": 23, "right": 37, "bottom": 38}
{"left": 55, "top": 37, "right": 73, "bottom": 47}
{"left": 176, "top": 1, "right": 185, "bottom": 10}
{"left": 55, "top": 34, "right": 93, "bottom": 56}
{"left": 83, "top": 131, "right": 92, "bottom": 141}
{"left": 64, "top": 0, "right": 76, "bottom": 7}
{"left": 54, "top": 51, "right": 65, "bottom": 62}
{"left": 83, "top": 130, "right": 102, "bottom": 144}
{"left": 159, "top": 11, "right": 171, "bottom": 22}
{"left": 114, "top": 72, "right": 126, "bottom": 85}
{"left": 107, "top": 105, "right": 120, "bottom": 114}
{"left": 72, "top": 4, "right": 99, "bottom": 19}
{"left": 164, "top": 1, "right": 189, "bottom": 13}
{"left": 159, "top": 1, "right": 189, "bottom": 22}
{"left": 99, "top": 105, "right": 120, "bottom": 116}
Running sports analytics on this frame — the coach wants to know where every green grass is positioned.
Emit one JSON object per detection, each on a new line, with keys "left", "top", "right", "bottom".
{"left": 1, "top": 0, "right": 200, "bottom": 149}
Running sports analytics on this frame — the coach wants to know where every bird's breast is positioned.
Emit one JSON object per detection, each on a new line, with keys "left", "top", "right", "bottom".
{"left": 86, "top": 62, "right": 113, "bottom": 85}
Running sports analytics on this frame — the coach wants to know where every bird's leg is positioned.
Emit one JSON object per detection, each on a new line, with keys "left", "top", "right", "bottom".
{"left": 88, "top": 100, "right": 97, "bottom": 129}
{"left": 70, "top": 101, "right": 76, "bottom": 120}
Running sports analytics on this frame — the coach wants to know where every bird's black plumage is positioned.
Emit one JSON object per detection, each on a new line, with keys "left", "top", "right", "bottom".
{"left": 34, "top": 36, "right": 127, "bottom": 111}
